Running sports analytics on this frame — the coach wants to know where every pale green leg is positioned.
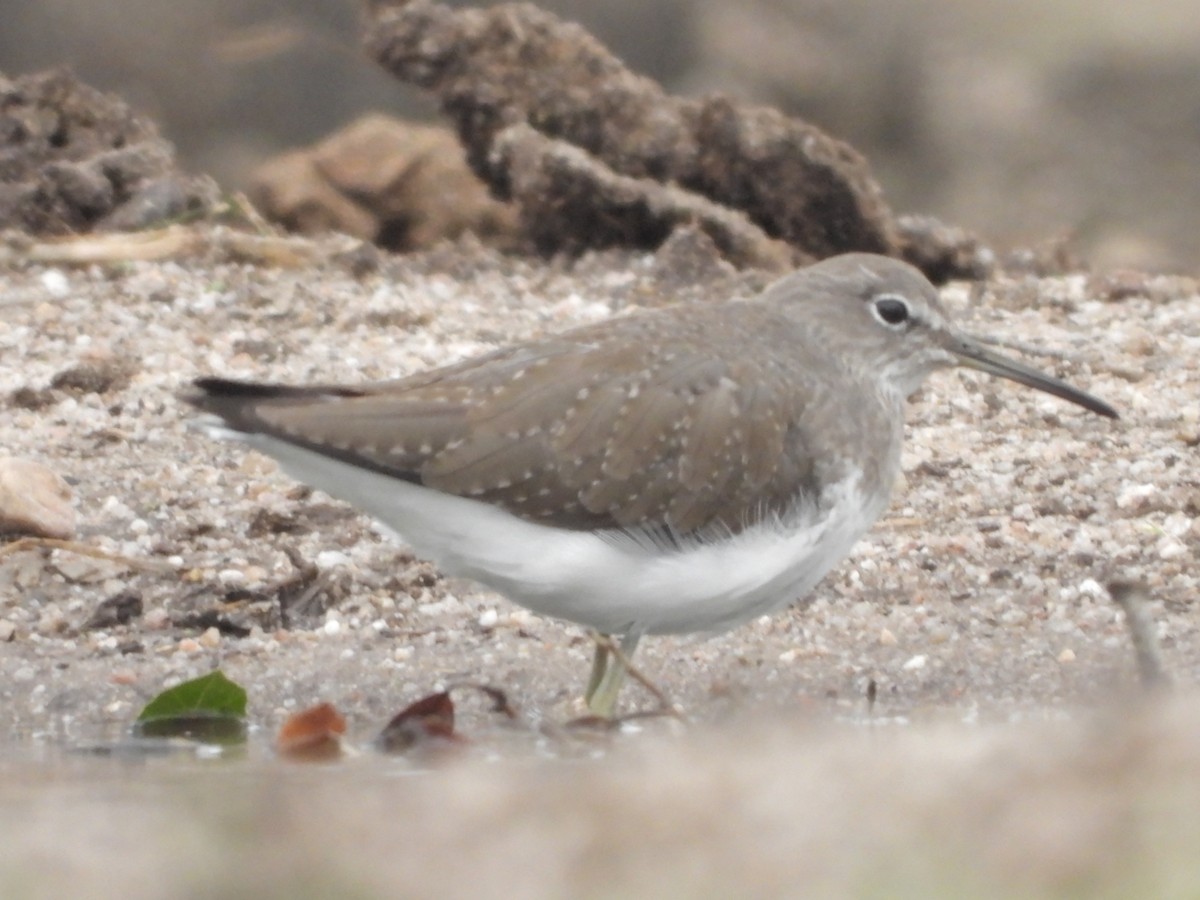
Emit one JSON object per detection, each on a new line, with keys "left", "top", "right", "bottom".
{"left": 583, "top": 639, "right": 610, "bottom": 707}
{"left": 583, "top": 632, "right": 642, "bottom": 717}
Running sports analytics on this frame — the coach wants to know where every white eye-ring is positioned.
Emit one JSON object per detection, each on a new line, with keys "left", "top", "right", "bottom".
{"left": 871, "top": 294, "right": 911, "bottom": 329}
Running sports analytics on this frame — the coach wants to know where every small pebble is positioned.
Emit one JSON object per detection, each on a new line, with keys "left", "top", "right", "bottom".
{"left": 101, "top": 495, "right": 134, "bottom": 519}
{"left": 243, "top": 565, "right": 269, "bottom": 583}
{"left": 1158, "top": 538, "right": 1186, "bottom": 560}
{"left": 39, "top": 269, "right": 70, "bottom": 297}
{"left": 198, "top": 626, "right": 221, "bottom": 648}
{"left": 902, "top": 654, "right": 927, "bottom": 671}
{"left": 143, "top": 608, "right": 170, "bottom": 630}
{"left": 316, "top": 550, "right": 352, "bottom": 570}
{"left": 217, "top": 568, "right": 246, "bottom": 585}
{"left": 33, "top": 301, "right": 61, "bottom": 324}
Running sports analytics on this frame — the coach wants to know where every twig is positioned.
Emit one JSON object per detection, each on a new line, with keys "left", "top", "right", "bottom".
{"left": 0, "top": 536, "right": 175, "bottom": 572}
{"left": 20, "top": 226, "right": 201, "bottom": 263}
{"left": 3, "top": 224, "right": 360, "bottom": 269}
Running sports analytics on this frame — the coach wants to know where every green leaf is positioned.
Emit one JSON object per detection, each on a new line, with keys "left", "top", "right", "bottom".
{"left": 136, "top": 669, "right": 248, "bottom": 723}
{"left": 134, "top": 714, "right": 248, "bottom": 744}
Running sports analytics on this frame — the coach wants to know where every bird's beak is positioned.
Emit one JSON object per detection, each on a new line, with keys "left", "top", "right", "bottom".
{"left": 948, "top": 334, "right": 1118, "bottom": 419}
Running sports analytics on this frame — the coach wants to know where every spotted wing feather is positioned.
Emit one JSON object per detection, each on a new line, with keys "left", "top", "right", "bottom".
{"left": 188, "top": 304, "right": 840, "bottom": 537}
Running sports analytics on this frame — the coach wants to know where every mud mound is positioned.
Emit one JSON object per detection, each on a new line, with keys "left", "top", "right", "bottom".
{"left": 363, "top": 0, "right": 990, "bottom": 280}
{"left": 0, "top": 68, "right": 218, "bottom": 235}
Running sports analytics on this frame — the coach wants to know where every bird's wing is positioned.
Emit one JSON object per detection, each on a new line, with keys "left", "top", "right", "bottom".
{"left": 189, "top": 305, "right": 832, "bottom": 537}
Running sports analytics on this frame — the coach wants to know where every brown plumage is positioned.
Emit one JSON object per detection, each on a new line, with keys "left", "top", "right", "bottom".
{"left": 189, "top": 254, "right": 1117, "bottom": 547}
{"left": 190, "top": 290, "right": 900, "bottom": 538}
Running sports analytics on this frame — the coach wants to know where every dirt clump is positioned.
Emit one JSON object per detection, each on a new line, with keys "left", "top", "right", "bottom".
{"left": 0, "top": 68, "right": 218, "bottom": 235}
{"left": 362, "top": 0, "right": 987, "bottom": 280}
{"left": 250, "top": 114, "right": 519, "bottom": 252}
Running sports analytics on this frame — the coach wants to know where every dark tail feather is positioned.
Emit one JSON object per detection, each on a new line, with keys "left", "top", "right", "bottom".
{"left": 184, "top": 377, "right": 363, "bottom": 433}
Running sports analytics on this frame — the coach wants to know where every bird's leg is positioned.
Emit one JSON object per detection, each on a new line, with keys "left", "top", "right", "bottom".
{"left": 584, "top": 631, "right": 642, "bottom": 717}
{"left": 583, "top": 636, "right": 610, "bottom": 707}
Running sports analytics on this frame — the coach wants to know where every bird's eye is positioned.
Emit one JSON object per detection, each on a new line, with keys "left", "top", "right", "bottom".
{"left": 872, "top": 295, "right": 911, "bottom": 328}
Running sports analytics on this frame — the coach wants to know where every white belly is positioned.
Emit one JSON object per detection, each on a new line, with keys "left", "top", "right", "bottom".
{"left": 238, "top": 436, "right": 886, "bottom": 636}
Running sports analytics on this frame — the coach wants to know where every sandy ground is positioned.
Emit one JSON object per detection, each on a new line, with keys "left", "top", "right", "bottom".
{"left": 1, "top": 231, "right": 1198, "bottom": 895}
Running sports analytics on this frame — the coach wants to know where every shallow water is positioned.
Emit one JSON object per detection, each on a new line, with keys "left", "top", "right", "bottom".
{"left": 5, "top": 699, "right": 1200, "bottom": 899}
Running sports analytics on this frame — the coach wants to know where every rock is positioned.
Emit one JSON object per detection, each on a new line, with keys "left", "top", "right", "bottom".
{"left": 250, "top": 114, "right": 519, "bottom": 252}
{"left": 0, "top": 457, "right": 76, "bottom": 539}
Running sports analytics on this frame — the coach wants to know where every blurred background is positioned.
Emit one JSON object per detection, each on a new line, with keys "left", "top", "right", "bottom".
{"left": 2, "top": 0, "right": 1197, "bottom": 272}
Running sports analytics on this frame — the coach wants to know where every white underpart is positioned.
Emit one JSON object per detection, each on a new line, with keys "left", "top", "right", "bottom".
{"left": 215, "top": 428, "right": 885, "bottom": 636}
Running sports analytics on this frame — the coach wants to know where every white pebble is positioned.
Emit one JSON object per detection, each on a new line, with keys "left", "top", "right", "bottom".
{"left": 1158, "top": 538, "right": 1187, "bottom": 560}
{"left": 101, "top": 496, "right": 133, "bottom": 519}
{"left": 1117, "top": 482, "right": 1156, "bottom": 509}
{"left": 316, "top": 550, "right": 351, "bottom": 570}
{"left": 902, "top": 654, "right": 927, "bottom": 671}
{"left": 39, "top": 269, "right": 70, "bottom": 297}
{"left": 1162, "top": 513, "right": 1192, "bottom": 537}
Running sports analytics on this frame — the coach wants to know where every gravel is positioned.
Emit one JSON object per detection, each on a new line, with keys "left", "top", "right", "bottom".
{"left": 0, "top": 232, "right": 1196, "bottom": 740}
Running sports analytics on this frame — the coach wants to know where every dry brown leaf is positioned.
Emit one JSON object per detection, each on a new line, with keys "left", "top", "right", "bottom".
{"left": 276, "top": 701, "right": 347, "bottom": 761}
{"left": 377, "top": 691, "right": 462, "bottom": 755}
